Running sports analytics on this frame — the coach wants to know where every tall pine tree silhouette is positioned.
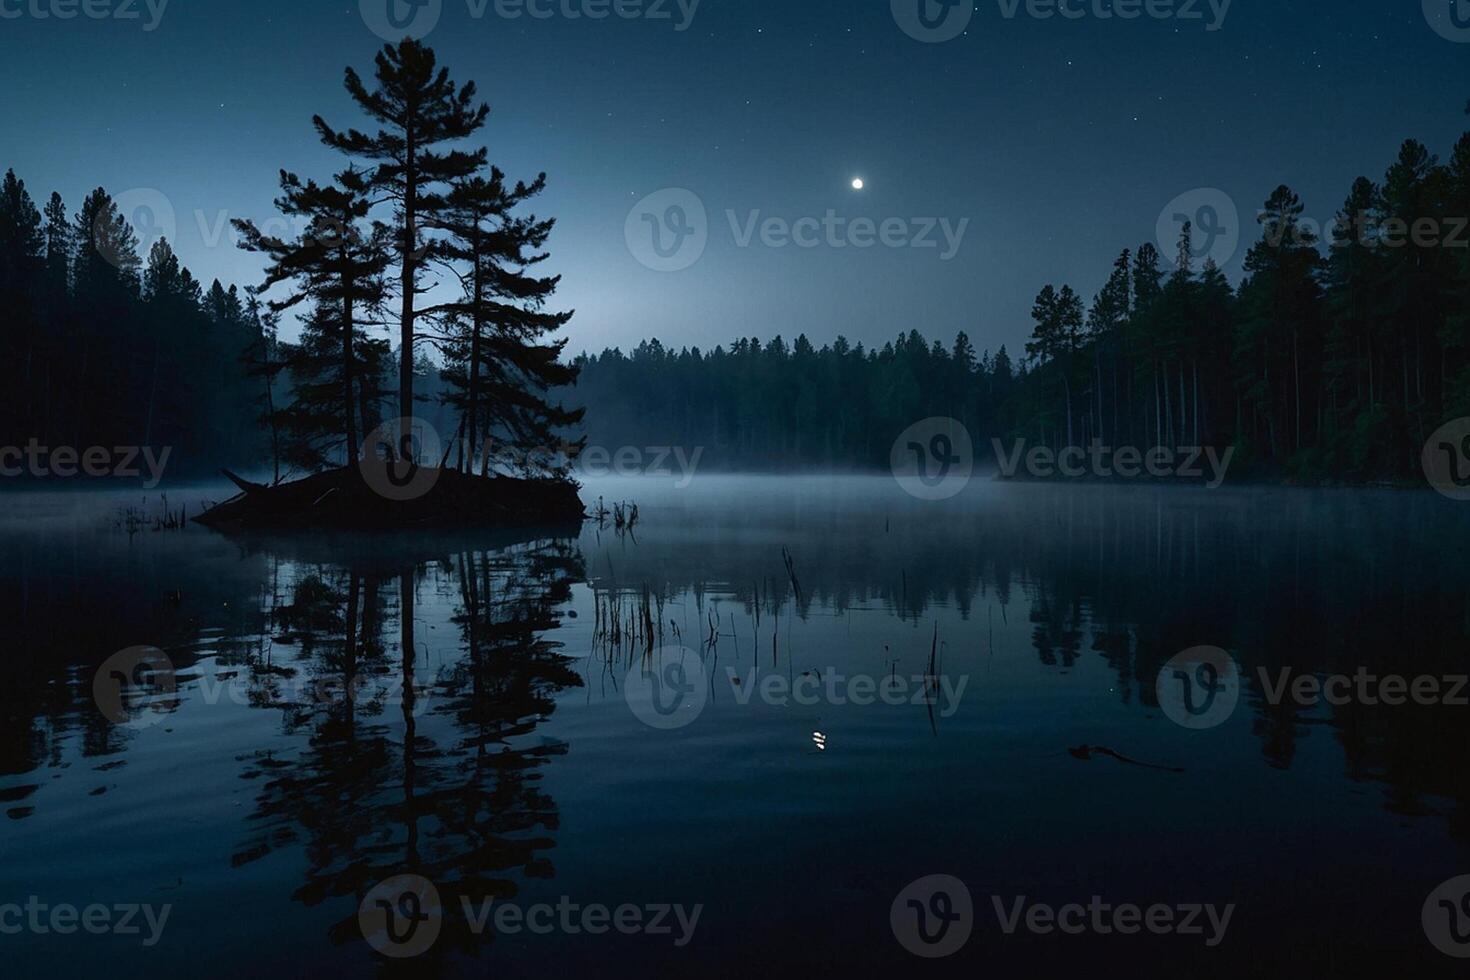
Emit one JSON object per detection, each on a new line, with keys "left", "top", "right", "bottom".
{"left": 233, "top": 167, "right": 391, "bottom": 462}
{"left": 428, "top": 167, "right": 584, "bottom": 478}
{"left": 314, "top": 41, "right": 489, "bottom": 460}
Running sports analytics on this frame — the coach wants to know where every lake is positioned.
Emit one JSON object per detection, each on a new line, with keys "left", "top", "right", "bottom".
{"left": 3, "top": 475, "right": 1470, "bottom": 976}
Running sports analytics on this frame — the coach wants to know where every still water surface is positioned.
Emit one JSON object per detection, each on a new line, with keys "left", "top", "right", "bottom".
{"left": 3, "top": 476, "right": 1470, "bottom": 976}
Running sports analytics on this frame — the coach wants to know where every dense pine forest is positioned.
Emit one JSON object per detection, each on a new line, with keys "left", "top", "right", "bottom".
{"left": 576, "top": 127, "right": 1470, "bottom": 481}
{"left": 0, "top": 174, "right": 262, "bottom": 477}
{"left": 2, "top": 92, "right": 1467, "bottom": 483}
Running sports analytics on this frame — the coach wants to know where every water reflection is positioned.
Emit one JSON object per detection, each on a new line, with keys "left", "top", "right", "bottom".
{"left": 5, "top": 480, "right": 1470, "bottom": 973}
{"left": 215, "top": 537, "right": 585, "bottom": 967}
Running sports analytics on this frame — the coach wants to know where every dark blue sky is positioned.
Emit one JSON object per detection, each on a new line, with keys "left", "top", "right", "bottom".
{"left": 2, "top": 0, "right": 1467, "bottom": 358}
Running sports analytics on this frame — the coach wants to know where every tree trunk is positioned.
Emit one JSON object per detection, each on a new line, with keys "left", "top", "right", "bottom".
{"left": 399, "top": 126, "right": 419, "bottom": 456}
{"left": 343, "top": 276, "right": 358, "bottom": 462}
{"left": 467, "top": 239, "right": 484, "bottom": 476}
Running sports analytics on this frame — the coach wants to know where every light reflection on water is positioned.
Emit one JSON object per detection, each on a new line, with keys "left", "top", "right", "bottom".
{"left": 2, "top": 476, "right": 1470, "bottom": 975}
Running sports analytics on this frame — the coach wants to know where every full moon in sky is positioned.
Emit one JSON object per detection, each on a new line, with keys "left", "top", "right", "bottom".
{"left": 850, "top": 178, "right": 864, "bottom": 190}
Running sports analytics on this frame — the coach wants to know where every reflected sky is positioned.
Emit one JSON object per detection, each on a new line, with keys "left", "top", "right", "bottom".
{"left": 3, "top": 476, "right": 1470, "bottom": 974}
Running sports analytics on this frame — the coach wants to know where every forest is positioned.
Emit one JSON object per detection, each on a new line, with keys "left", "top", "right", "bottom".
{"left": 0, "top": 41, "right": 581, "bottom": 490}
{"left": 575, "top": 127, "right": 1470, "bottom": 481}
{"left": 1, "top": 76, "right": 1466, "bottom": 483}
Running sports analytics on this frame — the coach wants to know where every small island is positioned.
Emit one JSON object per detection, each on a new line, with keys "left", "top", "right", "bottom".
{"left": 195, "top": 465, "right": 585, "bottom": 531}
{"left": 193, "top": 40, "right": 586, "bottom": 531}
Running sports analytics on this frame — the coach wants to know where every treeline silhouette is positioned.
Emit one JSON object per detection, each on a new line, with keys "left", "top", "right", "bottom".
{"left": 0, "top": 41, "right": 582, "bottom": 488}
{"left": 575, "top": 126, "right": 1470, "bottom": 481}
{"left": 2, "top": 109, "right": 1467, "bottom": 483}
{"left": 0, "top": 173, "right": 262, "bottom": 474}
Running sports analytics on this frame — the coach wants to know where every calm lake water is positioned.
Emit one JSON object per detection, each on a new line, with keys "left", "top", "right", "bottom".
{"left": 4, "top": 475, "right": 1470, "bottom": 976}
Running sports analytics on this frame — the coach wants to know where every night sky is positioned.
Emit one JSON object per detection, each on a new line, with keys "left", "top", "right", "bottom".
{"left": 2, "top": 0, "right": 1467, "bottom": 358}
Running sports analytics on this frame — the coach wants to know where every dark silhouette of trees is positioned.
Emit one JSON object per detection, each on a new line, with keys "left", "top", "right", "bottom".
{"left": 233, "top": 167, "right": 393, "bottom": 471}
{"left": 0, "top": 174, "right": 260, "bottom": 477}
{"left": 0, "top": 96, "right": 1466, "bottom": 487}
{"left": 570, "top": 121, "right": 1470, "bottom": 484}
{"left": 314, "top": 40, "right": 490, "bottom": 449}
{"left": 428, "top": 168, "right": 584, "bottom": 478}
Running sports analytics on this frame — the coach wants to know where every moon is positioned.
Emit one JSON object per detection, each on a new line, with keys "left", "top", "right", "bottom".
{"left": 851, "top": 177, "right": 865, "bottom": 191}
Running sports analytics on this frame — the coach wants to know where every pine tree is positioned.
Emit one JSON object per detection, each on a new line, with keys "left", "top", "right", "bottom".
{"left": 72, "top": 189, "right": 143, "bottom": 446}
{"left": 42, "top": 192, "right": 70, "bottom": 315}
{"left": 1323, "top": 176, "right": 1382, "bottom": 453}
{"left": 314, "top": 41, "right": 490, "bottom": 450}
{"left": 233, "top": 167, "right": 391, "bottom": 461}
{"left": 1235, "top": 185, "right": 1324, "bottom": 461}
{"left": 0, "top": 170, "right": 44, "bottom": 441}
{"left": 1444, "top": 130, "right": 1470, "bottom": 420}
{"left": 1087, "top": 250, "right": 1131, "bottom": 443}
{"left": 428, "top": 167, "right": 583, "bottom": 479}
{"left": 241, "top": 291, "right": 288, "bottom": 483}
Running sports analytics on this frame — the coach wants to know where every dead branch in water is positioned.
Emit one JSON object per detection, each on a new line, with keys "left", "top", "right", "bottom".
{"left": 782, "top": 547, "right": 802, "bottom": 604}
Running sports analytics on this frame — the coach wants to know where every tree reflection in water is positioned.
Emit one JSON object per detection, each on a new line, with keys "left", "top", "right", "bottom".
{"left": 226, "top": 535, "right": 585, "bottom": 964}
